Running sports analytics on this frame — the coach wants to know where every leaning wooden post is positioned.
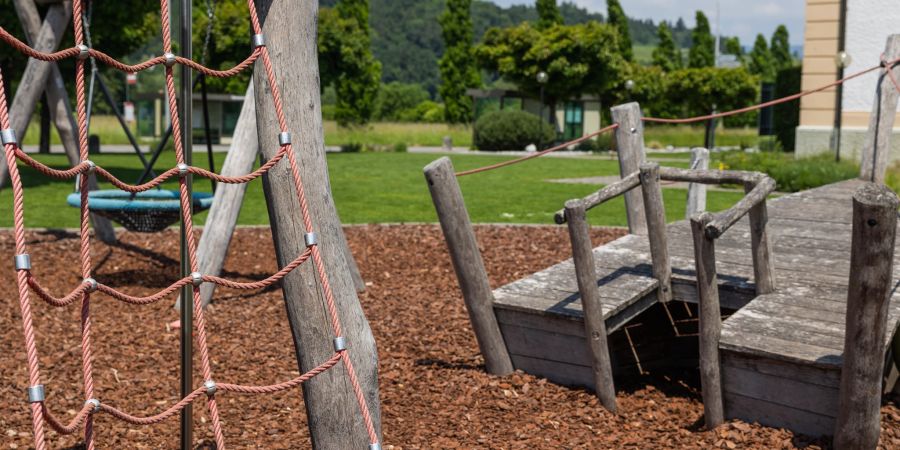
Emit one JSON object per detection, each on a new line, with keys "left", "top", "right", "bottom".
{"left": 690, "top": 212, "right": 724, "bottom": 429}
{"left": 565, "top": 199, "right": 617, "bottom": 412}
{"left": 252, "top": 0, "right": 381, "bottom": 446}
{"left": 743, "top": 178, "right": 776, "bottom": 295}
{"left": 859, "top": 34, "right": 900, "bottom": 183}
{"left": 639, "top": 162, "right": 672, "bottom": 302}
{"left": 424, "top": 157, "right": 514, "bottom": 375}
{"left": 834, "top": 183, "right": 899, "bottom": 450}
{"left": 611, "top": 102, "right": 648, "bottom": 235}
{"left": 685, "top": 147, "right": 709, "bottom": 219}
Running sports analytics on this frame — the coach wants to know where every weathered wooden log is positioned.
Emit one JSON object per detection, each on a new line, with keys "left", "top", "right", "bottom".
{"left": 690, "top": 211, "right": 724, "bottom": 429}
{"left": 424, "top": 157, "right": 514, "bottom": 375}
{"left": 743, "top": 179, "right": 776, "bottom": 295}
{"left": 659, "top": 166, "right": 761, "bottom": 185}
{"left": 639, "top": 163, "right": 672, "bottom": 302}
{"left": 611, "top": 103, "right": 647, "bottom": 235}
{"left": 706, "top": 177, "right": 776, "bottom": 238}
{"left": 253, "top": 0, "right": 381, "bottom": 446}
{"left": 834, "top": 183, "right": 899, "bottom": 449}
{"left": 564, "top": 199, "right": 617, "bottom": 412}
{"left": 685, "top": 147, "right": 709, "bottom": 219}
{"left": 553, "top": 171, "right": 640, "bottom": 224}
{"left": 859, "top": 35, "right": 900, "bottom": 183}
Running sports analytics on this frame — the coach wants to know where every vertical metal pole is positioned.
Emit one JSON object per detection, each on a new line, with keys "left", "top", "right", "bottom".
{"left": 832, "top": 0, "right": 848, "bottom": 162}
{"left": 178, "top": 0, "right": 193, "bottom": 448}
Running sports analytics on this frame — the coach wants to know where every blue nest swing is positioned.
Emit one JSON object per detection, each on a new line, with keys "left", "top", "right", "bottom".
{"left": 68, "top": 190, "right": 214, "bottom": 233}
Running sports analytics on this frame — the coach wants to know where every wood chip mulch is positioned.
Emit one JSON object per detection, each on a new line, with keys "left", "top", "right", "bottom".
{"left": 0, "top": 224, "right": 898, "bottom": 449}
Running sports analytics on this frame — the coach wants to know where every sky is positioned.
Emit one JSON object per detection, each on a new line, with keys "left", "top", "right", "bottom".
{"left": 489, "top": 0, "right": 806, "bottom": 47}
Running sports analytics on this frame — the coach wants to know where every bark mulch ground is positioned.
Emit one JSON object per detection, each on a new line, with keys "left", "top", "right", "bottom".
{"left": 0, "top": 225, "right": 898, "bottom": 449}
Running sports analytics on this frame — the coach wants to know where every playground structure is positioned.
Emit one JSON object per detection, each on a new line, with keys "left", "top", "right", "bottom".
{"left": 0, "top": 0, "right": 380, "bottom": 449}
{"left": 427, "top": 35, "right": 900, "bottom": 446}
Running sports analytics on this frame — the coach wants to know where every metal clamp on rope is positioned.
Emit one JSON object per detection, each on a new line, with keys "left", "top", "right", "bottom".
{"left": 304, "top": 232, "right": 318, "bottom": 247}
{"left": 251, "top": 33, "right": 266, "bottom": 49}
{"left": 333, "top": 336, "right": 348, "bottom": 352}
{"left": 163, "top": 52, "right": 177, "bottom": 67}
{"left": 83, "top": 277, "right": 98, "bottom": 293}
{"left": 1, "top": 128, "right": 17, "bottom": 146}
{"left": 177, "top": 163, "right": 190, "bottom": 177}
{"left": 369, "top": 443, "right": 382, "bottom": 450}
{"left": 204, "top": 379, "right": 217, "bottom": 396}
{"left": 85, "top": 398, "right": 100, "bottom": 413}
{"left": 26, "top": 385, "right": 45, "bottom": 403}
{"left": 191, "top": 272, "right": 203, "bottom": 287}
{"left": 14, "top": 254, "right": 31, "bottom": 271}
{"left": 76, "top": 44, "right": 89, "bottom": 60}
{"left": 278, "top": 131, "right": 292, "bottom": 146}
{"left": 84, "top": 160, "right": 96, "bottom": 173}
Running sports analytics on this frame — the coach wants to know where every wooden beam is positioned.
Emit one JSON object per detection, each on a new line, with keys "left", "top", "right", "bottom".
{"left": 252, "top": 0, "right": 381, "bottom": 446}
{"left": 834, "top": 183, "right": 898, "bottom": 449}
{"left": 690, "top": 211, "right": 724, "bottom": 429}
{"left": 640, "top": 162, "right": 672, "bottom": 302}
{"left": 659, "top": 166, "right": 761, "bottom": 185}
{"left": 553, "top": 171, "right": 640, "bottom": 224}
{"left": 706, "top": 177, "right": 777, "bottom": 239}
{"left": 743, "top": 179, "right": 776, "bottom": 295}
{"left": 611, "top": 102, "right": 647, "bottom": 235}
{"left": 859, "top": 34, "right": 900, "bottom": 183}
{"left": 685, "top": 147, "right": 709, "bottom": 219}
{"left": 424, "top": 157, "right": 514, "bottom": 375}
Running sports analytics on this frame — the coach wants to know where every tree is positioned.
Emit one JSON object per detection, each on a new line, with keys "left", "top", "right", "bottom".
{"left": 439, "top": 0, "right": 480, "bottom": 123}
{"left": 748, "top": 33, "right": 775, "bottom": 82}
{"left": 376, "top": 82, "right": 430, "bottom": 121}
{"left": 666, "top": 67, "right": 760, "bottom": 118}
{"left": 770, "top": 25, "right": 792, "bottom": 71}
{"left": 723, "top": 36, "right": 743, "bottom": 57}
{"left": 536, "top": 0, "right": 563, "bottom": 30}
{"left": 688, "top": 11, "right": 714, "bottom": 68}
{"left": 652, "top": 21, "right": 680, "bottom": 71}
{"left": 606, "top": 0, "right": 633, "bottom": 62}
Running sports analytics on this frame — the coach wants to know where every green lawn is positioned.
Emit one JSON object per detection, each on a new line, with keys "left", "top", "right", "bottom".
{"left": 3, "top": 152, "right": 748, "bottom": 229}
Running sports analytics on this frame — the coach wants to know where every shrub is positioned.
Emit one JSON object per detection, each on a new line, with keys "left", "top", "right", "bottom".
{"left": 341, "top": 142, "right": 363, "bottom": 153}
{"left": 774, "top": 65, "right": 802, "bottom": 151}
{"left": 375, "top": 82, "right": 430, "bottom": 121}
{"left": 392, "top": 142, "right": 408, "bottom": 153}
{"left": 714, "top": 151, "right": 857, "bottom": 192}
{"left": 473, "top": 110, "right": 555, "bottom": 151}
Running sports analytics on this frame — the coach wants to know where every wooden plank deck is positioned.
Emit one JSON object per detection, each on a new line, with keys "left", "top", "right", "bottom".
{"left": 492, "top": 178, "right": 900, "bottom": 437}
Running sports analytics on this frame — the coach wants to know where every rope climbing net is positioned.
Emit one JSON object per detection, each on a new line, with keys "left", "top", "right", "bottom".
{"left": 0, "top": 1, "right": 379, "bottom": 449}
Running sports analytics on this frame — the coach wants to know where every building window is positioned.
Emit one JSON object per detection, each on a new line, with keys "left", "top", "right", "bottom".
{"left": 563, "top": 101, "right": 584, "bottom": 141}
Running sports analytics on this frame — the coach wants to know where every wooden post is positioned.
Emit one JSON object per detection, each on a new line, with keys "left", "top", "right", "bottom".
{"left": 859, "top": 34, "right": 900, "bottom": 183}
{"left": 424, "top": 157, "right": 514, "bottom": 375}
{"left": 639, "top": 162, "right": 672, "bottom": 302}
{"left": 611, "top": 102, "right": 647, "bottom": 235}
{"left": 253, "top": 0, "right": 381, "bottom": 447}
{"left": 564, "top": 199, "right": 617, "bottom": 412}
{"left": 685, "top": 147, "right": 709, "bottom": 219}
{"left": 834, "top": 183, "right": 899, "bottom": 450}
{"left": 743, "top": 179, "right": 776, "bottom": 295}
{"left": 690, "top": 212, "right": 724, "bottom": 429}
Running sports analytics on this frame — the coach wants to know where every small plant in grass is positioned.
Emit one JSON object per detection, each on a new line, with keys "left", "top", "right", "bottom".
{"left": 341, "top": 142, "right": 363, "bottom": 153}
{"left": 715, "top": 151, "right": 857, "bottom": 192}
{"left": 473, "top": 110, "right": 555, "bottom": 151}
{"left": 392, "top": 142, "right": 408, "bottom": 153}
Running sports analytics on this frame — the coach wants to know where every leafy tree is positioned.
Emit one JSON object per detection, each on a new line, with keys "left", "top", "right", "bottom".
{"left": 770, "top": 25, "right": 792, "bottom": 71}
{"left": 606, "top": 0, "right": 633, "bottom": 62}
{"left": 536, "top": 0, "right": 563, "bottom": 30}
{"left": 666, "top": 67, "right": 760, "bottom": 119}
{"left": 688, "top": 11, "right": 714, "bottom": 68}
{"left": 748, "top": 33, "right": 775, "bottom": 82}
{"left": 439, "top": 0, "right": 480, "bottom": 123}
{"left": 652, "top": 21, "right": 680, "bottom": 71}
{"left": 375, "top": 82, "right": 430, "bottom": 121}
{"left": 723, "top": 36, "right": 743, "bottom": 57}
{"left": 475, "top": 22, "right": 625, "bottom": 112}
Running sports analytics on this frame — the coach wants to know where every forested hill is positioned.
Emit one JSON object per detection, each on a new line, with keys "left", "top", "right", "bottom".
{"left": 319, "top": 0, "right": 693, "bottom": 93}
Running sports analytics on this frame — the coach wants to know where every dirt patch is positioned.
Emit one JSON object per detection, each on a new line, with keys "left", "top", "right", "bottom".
{"left": 0, "top": 225, "right": 897, "bottom": 449}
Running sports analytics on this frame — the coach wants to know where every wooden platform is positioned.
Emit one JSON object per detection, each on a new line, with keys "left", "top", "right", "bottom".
{"left": 492, "top": 179, "right": 900, "bottom": 437}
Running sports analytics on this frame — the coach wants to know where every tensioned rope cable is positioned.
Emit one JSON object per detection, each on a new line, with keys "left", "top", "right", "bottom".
{"left": 0, "top": 1, "right": 380, "bottom": 449}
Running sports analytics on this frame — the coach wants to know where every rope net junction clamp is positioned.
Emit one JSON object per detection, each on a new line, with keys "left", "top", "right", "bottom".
{"left": 14, "top": 253, "right": 31, "bottom": 271}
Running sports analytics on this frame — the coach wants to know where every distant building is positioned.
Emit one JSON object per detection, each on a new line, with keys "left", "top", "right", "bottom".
{"left": 135, "top": 92, "right": 245, "bottom": 144}
{"left": 796, "top": 0, "right": 900, "bottom": 159}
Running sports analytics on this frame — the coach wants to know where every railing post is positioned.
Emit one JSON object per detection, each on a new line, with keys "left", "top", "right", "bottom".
{"left": 744, "top": 178, "right": 776, "bottom": 295}
{"left": 834, "top": 183, "right": 899, "bottom": 449}
{"left": 690, "top": 212, "right": 724, "bottom": 429}
{"left": 611, "top": 102, "right": 648, "bottom": 235}
{"left": 685, "top": 147, "right": 709, "bottom": 219}
{"left": 639, "top": 162, "right": 672, "bottom": 302}
{"left": 423, "top": 157, "right": 514, "bottom": 375}
{"left": 564, "top": 199, "right": 617, "bottom": 413}
{"left": 859, "top": 34, "right": 900, "bottom": 183}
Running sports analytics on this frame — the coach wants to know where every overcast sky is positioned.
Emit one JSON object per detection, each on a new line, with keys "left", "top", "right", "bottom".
{"left": 489, "top": 0, "right": 805, "bottom": 47}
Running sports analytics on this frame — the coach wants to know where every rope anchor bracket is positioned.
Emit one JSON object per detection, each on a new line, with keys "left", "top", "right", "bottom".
{"left": 14, "top": 253, "right": 31, "bottom": 271}
{"left": 26, "top": 385, "right": 44, "bottom": 403}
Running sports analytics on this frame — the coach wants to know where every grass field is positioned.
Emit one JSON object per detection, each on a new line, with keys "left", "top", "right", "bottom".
{"left": 2, "top": 152, "right": 749, "bottom": 229}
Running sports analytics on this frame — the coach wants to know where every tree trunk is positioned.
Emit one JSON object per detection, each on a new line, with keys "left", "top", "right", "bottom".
{"left": 252, "top": 1, "right": 381, "bottom": 448}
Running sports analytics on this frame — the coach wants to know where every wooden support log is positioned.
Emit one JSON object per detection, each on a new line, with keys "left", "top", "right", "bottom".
{"left": 659, "top": 166, "right": 761, "bottom": 185}
{"left": 690, "top": 211, "right": 724, "bottom": 429}
{"left": 639, "top": 162, "right": 672, "bottom": 302}
{"left": 743, "top": 179, "right": 776, "bottom": 295}
{"left": 253, "top": 0, "right": 381, "bottom": 446}
{"left": 611, "top": 102, "right": 647, "bottom": 235}
{"left": 859, "top": 34, "right": 900, "bottom": 183}
{"left": 424, "top": 157, "right": 514, "bottom": 375}
{"left": 564, "top": 199, "right": 617, "bottom": 412}
{"left": 706, "top": 177, "right": 776, "bottom": 238}
{"left": 553, "top": 171, "right": 640, "bottom": 224}
{"left": 685, "top": 147, "right": 709, "bottom": 219}
{"left": 834, "top": 183, "right": 899, "bottom": 450}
